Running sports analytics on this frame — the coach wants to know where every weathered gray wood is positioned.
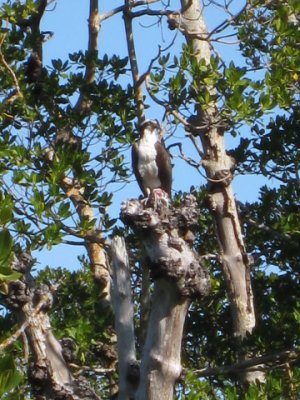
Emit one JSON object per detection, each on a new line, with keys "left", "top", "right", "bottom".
{"left": 178, "top": 0, "right": 261, "bottom": 383}
{"left": 111, "top": 236, "right": 138, "bottom": 400}
{"left": 121, "top": 195, "right": 210, "bottom": 399}
{"left": 5, "top": 253, "right": 100, "bottom": 400}
{"left": 136, "top": 280, "right": 189, "bottom": 400}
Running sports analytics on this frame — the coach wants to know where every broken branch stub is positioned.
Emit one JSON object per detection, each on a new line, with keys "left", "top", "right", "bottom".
{"left": 121, "top": 195, "right": 210, "bottom": 299}
{"left": 4, "top": 253, "right": 101, "bottom": 400}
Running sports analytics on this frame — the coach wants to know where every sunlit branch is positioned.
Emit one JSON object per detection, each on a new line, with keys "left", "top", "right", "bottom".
{"left": 69, "top": 363, "right": 115, "bottom": 375}
{"left": 61, "top": 239, "right": 86, "bottom": 246}
{"left": 60, "top": 176, "right": 110, "bottom": 293}
{"left": 0, "top": 34, "right": 23, "bottom": 104}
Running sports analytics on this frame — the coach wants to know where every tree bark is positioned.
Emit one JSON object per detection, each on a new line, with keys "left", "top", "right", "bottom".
{"left": 135, "top": 280, "right": 189, "bottom": 400}
{"left": 111, "top": 236, "right": 138, "bottom": 400}
{"left": 121, "top": 195, "right": 210, "bottom": 399}
{"left": 60, "top": 0, "right": 111, "bottom": 298}
{"left": 61, "top": 176, "right": 111, "bottom": 298}
{"left": 177, "top": 0, "right": 261, "bottom": 383}
{"left": 4, "top": 253, "right": 101, "bottom": 400}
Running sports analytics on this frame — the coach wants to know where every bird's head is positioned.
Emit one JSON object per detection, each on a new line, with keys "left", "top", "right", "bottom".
{"left": 139, "top": 119, "right": 161, "bottom": 141}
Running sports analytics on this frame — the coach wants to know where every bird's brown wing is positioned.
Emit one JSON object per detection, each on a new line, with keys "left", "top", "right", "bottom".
{"left": 155, "top": 142, "right": 172, "bottom": 197}
{"left": 132, "top": 143, "right": 148, "bottom": 197}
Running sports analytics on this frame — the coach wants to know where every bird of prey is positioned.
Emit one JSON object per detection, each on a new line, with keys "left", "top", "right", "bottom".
{"left": 132, "top": 120, "right": 172, "bottom": 204}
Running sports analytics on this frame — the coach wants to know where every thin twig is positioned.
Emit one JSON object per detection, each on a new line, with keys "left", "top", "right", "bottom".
{"left": 168, "top": 142, "right": 202, "bottom": 170}
{"left": 208, "top": 3, "right": 247, "bottom": 38}
{"left": 145, "top": 75, "right": 209, "bottom": 159}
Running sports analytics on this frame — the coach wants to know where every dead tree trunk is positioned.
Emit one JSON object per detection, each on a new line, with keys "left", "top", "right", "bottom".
{"left": 135, "top": 280, "right": 189, "bottom": 400}
{"left": 119, "top": 195, "right": 210, "bottom": 399}
{"left": 4, "top": 253, "right": 100, "bottom": 400}
{"left": 111, "top": 236, "right": 138, "bottom": 400}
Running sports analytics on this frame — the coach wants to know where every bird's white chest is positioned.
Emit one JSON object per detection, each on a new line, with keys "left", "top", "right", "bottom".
{"left": 137, "top": 140, "right": 160, "bottom": 189}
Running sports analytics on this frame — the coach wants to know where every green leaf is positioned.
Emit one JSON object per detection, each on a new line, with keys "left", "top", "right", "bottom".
{"left": 0, "top": 355, "right": 23, "bottom": 397}
{"left": 30, "top": 189, "right": 45, "bottom": 217}
{"left": 0, "top": 200, "right": 13, "bottom": 225}
{"left": 52, "top": 58, "right": 63, "bottom": 70}
{"left": 0, "top": 266, "right": 19, "bottom": 279}
{"left": 58, "top": 202, "right": 71, "bottom": 219}
{"left": 0, "top": 230, "right": 13, "bottom": 264}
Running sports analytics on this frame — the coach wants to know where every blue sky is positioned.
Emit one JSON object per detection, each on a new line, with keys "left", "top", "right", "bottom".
{"left": 32, "top": 0, "right": 274, "bottom": 271}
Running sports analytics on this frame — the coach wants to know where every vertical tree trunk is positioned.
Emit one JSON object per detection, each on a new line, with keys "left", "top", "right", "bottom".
{"left": 121, "top": 196, "right": 210, "bottom": 399}
{"left": 178, "top": 0, "right": 261, "bottom": 383}
{"left": 136, "top": 280, "right": 189, "bottom": 400}
{"left": 111, "top": 236, "right": 138, "bottom": 400}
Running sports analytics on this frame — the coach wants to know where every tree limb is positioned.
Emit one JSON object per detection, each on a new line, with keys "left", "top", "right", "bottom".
{"left": 121, "top": 195, "right": 210, "bottom": 399}
{"left": 99, "top": 0, "right": 160, "bottom": 23}
{"left": 193, "top": 349, "right": 300, "bottom": 378}
{"left": 4, "top": 253, "right": 101, "bottom": 400}
{"left": 0, "top": 293, "right": 49, "bottom": 352}
{"left": 178, "top": 0, "right": 260, "bottom": 384}
{"left": 0, "top": 34, "right": 23, "bottom": 104}
{"left": 61, "top": 176, "right": 111, "bottom": 297}
{"left": 111, "top": 236, "right": 138, "bottom": 399}
{"left": 123, "top": 0, "right": 145, "bottom": 124}
{"left": 75, "top": 0, "right": 100, "bottom": 114}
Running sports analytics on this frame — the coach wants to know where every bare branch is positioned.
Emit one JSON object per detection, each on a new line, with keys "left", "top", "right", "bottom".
{"left": 0, "top": 34, "right": 23, "bottom": 104}
{"left": 75, "top": 0, "right": 100, "bottom": 113}
{"left": 124, "top": 0, "right": 145, "bottom": 124}
{"left": 111, "top": 236, "right": 138, "bottom": 399}
{"left": 99, "top": 0, "right": 160, "bottom": 22}
{"left": 207, "top": 3, "right": 247, "bottom": 38}
{"left": 167, "top": 142, "right": 203, "bottom": 170}
{"left": 130, "top": 8, "right": 174, "bottom": 18}
{"left": 193, "top": 349, "right": 300, "bottom": 378}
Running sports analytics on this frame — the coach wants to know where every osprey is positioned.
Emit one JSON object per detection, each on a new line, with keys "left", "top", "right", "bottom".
{"left": 132, "top": 120, "right": 172, "bottom": 202}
